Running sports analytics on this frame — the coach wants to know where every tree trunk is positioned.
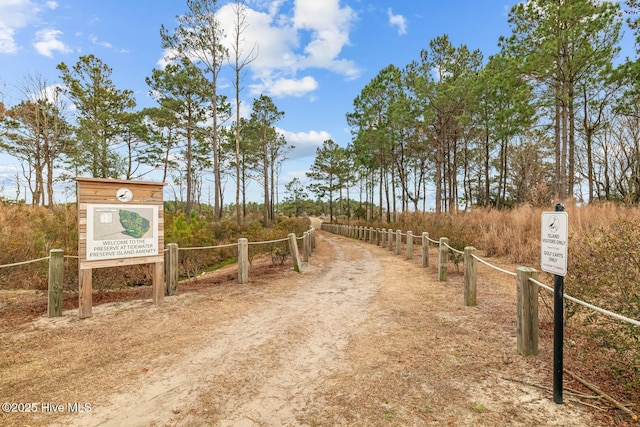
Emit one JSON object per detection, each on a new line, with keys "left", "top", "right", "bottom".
{"left": 263, "top": 142, "right": 270, "bottom": 227}
{"left": 568, "top": 79, "right": 575, "bottom": 200}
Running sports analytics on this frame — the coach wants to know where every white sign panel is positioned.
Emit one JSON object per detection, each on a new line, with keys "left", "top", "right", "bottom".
{"left": 86, "top": 204, "right": 159, "bottom": 261}
{"left": 540, "top": 211, "right": 568, "bottom": 276}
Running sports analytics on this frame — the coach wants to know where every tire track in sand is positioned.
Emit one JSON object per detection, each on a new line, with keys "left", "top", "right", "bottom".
{"left": 62, "top": 232, "right": 381, "bottom": 427}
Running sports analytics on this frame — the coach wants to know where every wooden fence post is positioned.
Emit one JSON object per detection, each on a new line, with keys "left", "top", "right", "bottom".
{"left": 388, "top": 229, "right": 394, "bottom": 251}
{"left": 517, "top": 267, "right": 539, "bottom": 356}
{"left": 238, "top": 238, "right": 249, "bottom": 284}
{"left": 165, "top": 243, "right": 179, "bottom": 295}
{"left": 438, "top": 237, "right": 449, "bottom": 282}
{"left": 380, "top": 228, "right": 386, "bottom": 247}
{"left": 303, "top": 232, "right": 311, "bottom": 262}
{"left": 422, "top": 232, "right": 429, "bottom": 268}
{"left": 288, "top": 233, "right": 302, "bottom": 273}
{"left": 406, "top": 231, "right": 413, "bottom": 260}
{"left": 464, "top": 247, "right": 477, "bottom": 306}
{"left": 48, "top": 249, "right": 64, "bottom": 317}
{"left": 395, "top": 230, "right": 402, "bottom": 255}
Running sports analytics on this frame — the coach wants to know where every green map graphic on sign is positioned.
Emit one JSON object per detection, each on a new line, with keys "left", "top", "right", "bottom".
{"left": 119, "top": 209, "right": 150, "bottom": 238}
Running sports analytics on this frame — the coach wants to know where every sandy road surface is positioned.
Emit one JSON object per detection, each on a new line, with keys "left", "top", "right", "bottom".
{"left": 2, "top": 228, "right": 596, "bottom": 426}
{"left": 67, "top": 233, "right": 382, "bottom": 426}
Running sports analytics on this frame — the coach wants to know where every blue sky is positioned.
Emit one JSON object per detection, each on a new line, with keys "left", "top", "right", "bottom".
{"left": 0, "top": 0, "right": 572, "bottom": 204}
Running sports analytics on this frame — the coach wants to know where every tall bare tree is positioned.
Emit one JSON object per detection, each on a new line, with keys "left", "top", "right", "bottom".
{"left": 229, "top": 0, "right": 257, "bottom": 226}
{"left": 0, "top": 74, "right": 70, "bottom": 206}
{"left": 161, "top": 0, "right": 229, "bottom": 219}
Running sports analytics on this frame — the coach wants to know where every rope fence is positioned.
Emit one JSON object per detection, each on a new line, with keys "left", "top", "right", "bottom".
{"left": 530, "top": 278, "right": 640, "bottom": 327}
{"left": 247, "top": 237, "right": 290, "bottom": 246}
{"left": 178, "top": 242, "right": 240, "bottom": 251}
{"left": 0, "top": 256, "right": 50, "bottom": 268}
{"left": 320, "top": 223, "right": 639, "bottom": 348}
{"left": 472, "top": 253, "right": 517, "bottom": 277}
{"left": 443, "top": 241, "right": 464, "bottom": 255}
{"left": 0, "top": 227, "right": 316, "bottom": 319}
{"left": 320, "top": 221, "right": 639, "bottom": 418}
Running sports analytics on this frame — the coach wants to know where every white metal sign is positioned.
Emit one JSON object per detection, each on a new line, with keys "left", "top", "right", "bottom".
{"left": 540, "top": 211, "right": 568, "bottom": 276}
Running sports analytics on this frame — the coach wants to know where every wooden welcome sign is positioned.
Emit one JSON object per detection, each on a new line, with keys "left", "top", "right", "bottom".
{"left": 76, "top": 178, "right": 166, "bottom": 318}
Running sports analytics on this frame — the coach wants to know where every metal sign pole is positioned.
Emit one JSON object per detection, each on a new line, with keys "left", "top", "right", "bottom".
{"left": 552, "top": 203, "right": 565, "bottom": 404}
{"left": 553, "top": 273, "right": 564, "bottom": 403}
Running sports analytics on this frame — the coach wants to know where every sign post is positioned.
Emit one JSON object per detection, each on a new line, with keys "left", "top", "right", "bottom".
{"left": 541, "top": 203, "right": 568, "bottom": 404}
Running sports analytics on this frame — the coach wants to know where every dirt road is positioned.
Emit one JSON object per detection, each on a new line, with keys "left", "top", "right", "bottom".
{"left": 2, "top": 228, "right": 596, "bottom": 426}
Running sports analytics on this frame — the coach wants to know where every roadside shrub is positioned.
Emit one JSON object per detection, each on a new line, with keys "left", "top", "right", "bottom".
{"left": 165, "top": 212, "right": 235, "bottom": 280}
{"left": 567, "top": 219, "right": 640, "bottom": 390}
{"left": 274, "top": 216, "right": 311, "bottom": 238}
{"left": 0, "top": 203, "right": 312, "bottom": 290}
{"left": 0, "top": 203, "right": 76, "bottom": 290}
{"left": 243, "top": 222, "right": 290, "bottom": 267}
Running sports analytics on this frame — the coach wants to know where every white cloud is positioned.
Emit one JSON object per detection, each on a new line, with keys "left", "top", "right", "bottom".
{"left": 0, "top": 0, "right": 66, "bottom": 56}
{"left": 0, "top": 164, "right": 19, "bottom": 191}
{"left": 90, "top": 35, "right": 112, "bottom": 49}
{"left": 0, "top": 27, "right": 18, "bottom": 54}
{"left": 0, "top": 0, "right": 36, "bottom": 54}
{"left": 33, "top": 29, "right": 70, "bottom": 57}
{"left": 277, "top": 128, "right": 331, "bottom": 159}
{"left": 283, "top": 168, "right": 309, "bottom": 182}
{"left": 26, "top": 82, "right": 65, "bottom": 104}
{"left": 218, "top": 5, "right": 299, "bottom": 78}
{"left": 292, "top": 0, "right": 360, "bottom": 77}
{"left": 187, "top": 0, "right": 362, "bottom": 99}
{"left": 250, "top": 75, "right": 318, "bottom": 98}
{"left": 387, "top": 8, "right": 407, "bottom": 36}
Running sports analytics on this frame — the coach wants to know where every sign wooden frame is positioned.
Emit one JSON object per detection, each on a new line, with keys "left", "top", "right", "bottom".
{"left": 76, "top": 178, "right": 166, "bottom": 318}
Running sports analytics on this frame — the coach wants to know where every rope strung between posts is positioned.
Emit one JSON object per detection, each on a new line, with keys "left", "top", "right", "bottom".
{"left": 530, "top": 277, "right": 554, "bottom": 294}
{"left": 471, "top": 254, "right": 517, "bottom": 277}
{"left": 443, "top": 241, "right": 464, "bottom": 255}
{"left": 326, "top": 224, "right": 640, "bottom": 330}
{"left": 177, "top": 232, "right": 310, "bottom": 251}
{"left": 0, "top": 256, "right": 50, "bottom": 268}
{"left": 247, "top": 237, "right": 290, "bottom": 245}
{"left": 426, "top": 236, "right": 440, "bottom": 244}
{"left": 179, "top": 242, "right": 239, "bottom": 251}
{"left": 0, "top": 254, "right": 109, "bottom": 267}
{"left": 529, "top": 277, "right": 640, "bottom": 327}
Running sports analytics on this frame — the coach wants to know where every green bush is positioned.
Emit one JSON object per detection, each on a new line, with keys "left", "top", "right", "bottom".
{"left": 0, "top": 203, "right": 311, "bottom": 290}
